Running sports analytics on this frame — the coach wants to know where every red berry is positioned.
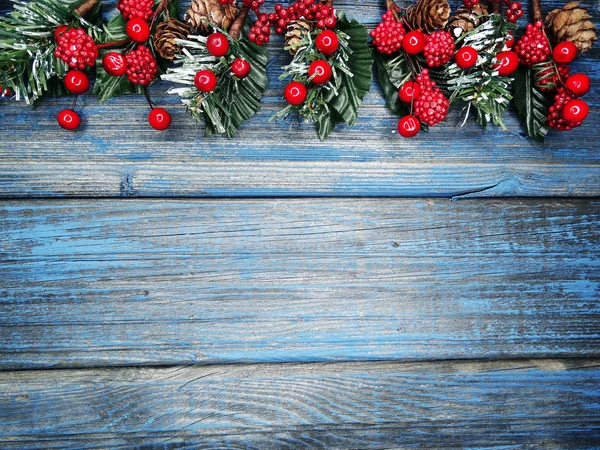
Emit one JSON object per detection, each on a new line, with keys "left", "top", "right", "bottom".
{"left": 561, "top": 99, "right": 588, "bottom": 122}
{"left": 231, "top": 58, "right": 251, "bottom": 78}
{"left": 284, "top": 81, "right": 307, "bottom": 105}
{"left": 64, "top": 70, "right": 89, "bottom": 95}
{"left": 125, "top": 45, "right": 158, "bottom": 86}
{"left": 548, "top": 87, "right": 580, "bottom": 131}
{"left": 565, "top": 73, "right": 591, "bottom": 96}
{"left": 207, "top": 32, "right": 230, "bottom": 57}
{"left": 514, "top": 21, "right": 550, "bottom": 66}
{"left": 370, "top": 11, "right": 405, "bottom": 55}
{"left": 402, "top": 30, "right": 426, "bottom": 55}
{"left": 553, "top": 41, "right": 577, "bottom": 65}
{"left": 102, "top": 52, "right": 127, "bottom": 76}
{"left": 423, "top": 31, "right": 455, "bottom": 67}
{"left": 54, "top": 28, "right": 98, "bottom": 69}
{"left": 57, "top": 109, "right": 80, "bottom": 130}
{"left": 218, "top": 0, "right": 235, "bottom": 4}
{"left": 462, "top": 0, "right": 480, "bottom": 8}
{"left": 316, "top": 30, "right": 339, "bottom": 56}
{"left": 398, "top": 81, "right": 421, "bottom": 103}
{"left": 54, "top": 25, "right": 68, "bottom": 41}
{"left": 308, "top": 60, "right": 332, "bottom": 84}
{"left": 194, "top": 69, "right": 217, "bottom": 92}
{"left": 397, "top": 115, "right": 420, "bottom": 137}
{"left": 494, "top": 51, "right": 519, "bottom": 76}
{"left": 117, "top": 0, "right": 153, "bottom": 20}
{"left": 148, "top": 108, "right": 171, "bottom": 130}
{"left": 126, "top": 18, "right": 150, "bottom": 43}
{"left": 505, "top": 33, "right": 515, "bottom": 48}
{"left": 455, "top": 46, "right": 478, "bottom": 69}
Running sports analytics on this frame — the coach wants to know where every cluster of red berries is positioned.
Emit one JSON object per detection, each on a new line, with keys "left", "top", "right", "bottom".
{"left": 117, "top": 0, "right": 153, "bottom": 20}
{"left": 242, "top": 0, "right": 265, "bottom": 12}
{"left": 370, "top": 11, "right": 405, "bottom": 55}
{"left": 514, "top": 21, "right": 551, "bottom": 66}
{"left": 125, "top": 45, "right": 158, "bottom": 86}
{"left": 536, "top": 64, "right": 570, "bottom": 92}
{"left": 504, "top": 1, "right": 524, "bottom": 23}
{"left": 268, "top": 0, "right": 336, "bottom": 35}
{"left": 249, "top": 14, "right": 271, "bottom": 45}
{"left": 547, "top": 87, "right": 585, "bottom": 131}
{"left": 462, "top": 0, "right": 480, "bottom": 8}
{"left": 54, "top": 27, "right": 98, "bottom": 69}
{"left": 423, "top": 31, "right": 455, "bottom": 67}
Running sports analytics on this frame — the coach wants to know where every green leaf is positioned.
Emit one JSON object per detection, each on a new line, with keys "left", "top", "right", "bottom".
{"left": 322, "top": 16, "right": 372, "bottom": 127}
{"left": 373, "top": 51, "right": 410, "bottom": 116}
{"left": 513, "top": 67, "right": 551, "bottom": 143}
{"left": 92, "top": 49, "right": 145, "bottom": 100}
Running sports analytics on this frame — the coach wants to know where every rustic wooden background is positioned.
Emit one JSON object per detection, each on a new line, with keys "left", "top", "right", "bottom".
{"left": 1, "top": 0, "right": 599, "bottom": 447}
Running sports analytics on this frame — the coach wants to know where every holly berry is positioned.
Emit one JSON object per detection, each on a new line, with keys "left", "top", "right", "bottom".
{"left": 553, "top": 41, "right": 577, "bottom": 65}
{"left": 402, "top": 30, "right": 426, "bottom": 55}
{"left": 398, "top": 81, "right": 421, "bottom": 103}
{"left": 231, "top": 58, "right": 251, "bottom": 78}
{"left": 126, "top": 18, "right": 150, "bottom": 42}
{"left": 194, "top": 69, "right": 217, "bottom": 92}
{"left": 57, "top": 109, "right": 81, "bottom": 130}
{"left": 54, "top": 28, "right": 98, "bottom": 69}
{"left": 494, "top": 51, "right": 519, "bottom": 76}
{"left": 54, "top": 25, "right": 68, "bottom": 41}
{"left": 423, "top": 31, "right": 455, "bottom": 67}
{"left": 207, "top": 32, "right": 230, "bottom": 57}
{"left": 148, "top": 108, "right": 171, "bottom": 130}
{"left": 284, "top": 81, "right": 307, "bottom": 105}
{"left": 370, "top": 10, "right": 405, "bottom": 55}
{"left": 548, "top": 87, "right": 580, "bottom": 131}
{"left": 125, "top": 45, "right": 158, "bottom": 85}
{"left": 505, "top": 1, "right": 523, "bottom": 23}
{"left": 455, "top": 46, "right": 478, "bottom": 69}
{"left": 565, "top": 73, "right": 591, "bottom": 96}
{"left": 316, "top": 30, "right": 339, "bottom": 56}
{"left": 117, "top": 0, "right": 154, "bottom": 20}
{"left": 562, "top": 99, "right": 588, "bottom": 123}
{"left": 102, "top": 52, "right": 127, "bottom": 76}
{"left": 514, "top": 21, "right": 550, "bottom": 66}
{"left": 64, "top": 70, "right": 90, "bottom": 95}
{"left": 505, "top": 33, "right": 515, "bottom": 48}
{"left": 308, "top": 60, "right": 332, "bottom": 85}
{"left": 248, "top": 16, "right": 270, "bottom": 45}
{"left": 398, "top": 115, "right": 420, "bottom": 137}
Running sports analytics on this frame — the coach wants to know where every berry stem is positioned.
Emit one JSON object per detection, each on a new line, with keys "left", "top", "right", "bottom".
{"left": 71, "top": 95, "right": 78, "bottom": 110}
{"left": 531, "top": 0, "right": 543, "bottom": 22}
{"left": 95, "top": 39, "right": 132, "bottom": 49}
{"left": 229, "top": 6, "right": 250, "bottom": 40}
{"left": 144, "top": 87, "right": 154, "bottom": 109}
{"left": 386, "top": 0, "right": 401, "bottom": 21}
{"left": 73, "top": 0, "right": 99, "bottom": 18}
{"left": 150, "top": 0, "right": 173, "bottom": 31}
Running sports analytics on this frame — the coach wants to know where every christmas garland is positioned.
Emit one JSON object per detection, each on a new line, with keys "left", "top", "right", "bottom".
{"left": 0, "top": 0, "right": 596, "bottom": 140}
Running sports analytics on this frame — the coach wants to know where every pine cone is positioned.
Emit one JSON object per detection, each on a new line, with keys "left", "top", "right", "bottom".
{"left": 285, "top": 19, "right": 313, "bottom": 54}
{"left": 447, "top": 3, "right": 489, "bottom": 39}
{"left": 185, "top": 0, "right": 238, "bottom": 34}
{"left": 546, "top": 1, "right": 597, "bottom": 54}
{"left": 154, "top": 19, "right": 191, "bottom": 60}
{"left": 406, "top": 0, "right": 451, "bottom": 34}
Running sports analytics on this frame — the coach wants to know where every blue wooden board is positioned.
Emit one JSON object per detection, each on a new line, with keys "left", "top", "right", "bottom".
{"left": 0, "top": 0, "right": 598, "bottom": 197}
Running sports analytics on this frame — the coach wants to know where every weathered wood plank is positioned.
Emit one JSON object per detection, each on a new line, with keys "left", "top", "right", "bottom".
{"left": 1, "top": 198, "right": 598, "bottom": 369}
{"left": 0, "top": 359, "right": 599, "bottom": 448}
{"left": 0, "top": 0, "right": 598, "bottom": 198}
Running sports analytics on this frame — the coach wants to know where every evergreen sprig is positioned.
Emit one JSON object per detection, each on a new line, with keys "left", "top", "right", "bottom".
{"left": 272, "top": 14, "right": 372, "bottom": 141}
{"left": 0, "top": 0, "right": 100, "bottom": 103}
{"left": 444, "top": 14, "right": 517, "bottom": 129}
{"left": 162, "top": 28, "right": 268, "bottom": 137}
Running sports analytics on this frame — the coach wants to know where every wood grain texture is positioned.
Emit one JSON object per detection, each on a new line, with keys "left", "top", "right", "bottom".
{"left": 0, "top": 359, "right": 599, "bottom": 448}
{"left": 1, "top": 198, "right": 598, "bottom": 369}
{"left": 0, "top": 0, "right": 598, "bottom": 198}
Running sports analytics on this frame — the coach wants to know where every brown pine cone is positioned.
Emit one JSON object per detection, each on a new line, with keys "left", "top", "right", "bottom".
{"left": 154, "top": 19, "right": 191, "bottom": 60}
{"left": 285, "top": 19, "right": 313, "bottom": 54}
{"left": 406, "top": 0, "right": 451, "bottom": 34}
{"left": 186, "top": 0, "right": 238, "bottom": 34}
{"left": 447, "top": 3, "right": 489, "bottom": 39}
{"left": 546, "top": 1, "right": 597, "bottom": 54}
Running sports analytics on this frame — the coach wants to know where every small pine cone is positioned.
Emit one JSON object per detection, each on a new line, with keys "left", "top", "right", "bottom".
{"left": 423, "top": 30, "right": 455, "bottom": 67}
{"left": 406, "top": 0, "right": 451, "bottom": 34}
{"left": 154, "top": 19, "right": 191, "bottom": 60}
{"left": 514, "top": 21, "right": 551, "bottom": 66}
{"left": 285, "top": 18, "right": 313, "bottom": 54}
{"left": 186, "top": 0, "right": 238, "bottom": 34}
{"left": 547, "top": 87, "right": 581, "bottom": 131}
{"left": 546, "top": 1, "right": 597, "bottom": 54}
{"left": 447, "top": 3, "right": 489, "bottom": 39}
